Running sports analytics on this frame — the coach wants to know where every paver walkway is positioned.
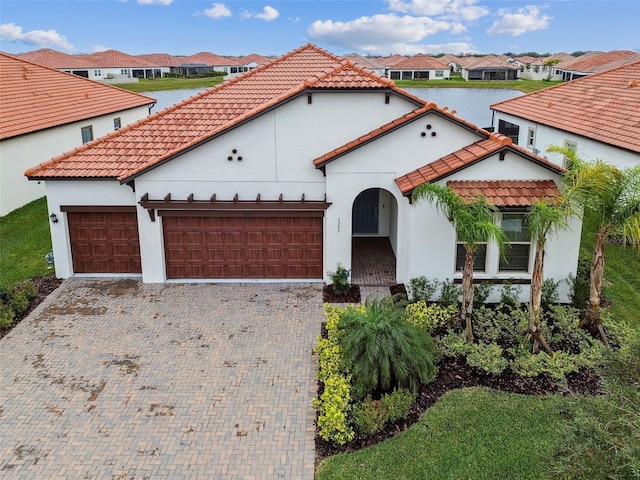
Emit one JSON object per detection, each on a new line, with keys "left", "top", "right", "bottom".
{"left": 0, "top": 278, "right": 325, "bottom": 479}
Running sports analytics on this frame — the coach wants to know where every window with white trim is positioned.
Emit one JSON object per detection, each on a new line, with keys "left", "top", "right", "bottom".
{"left": 527, "top": 128, "right": 535, "bottom": 149}
{"left": 435, "top": 70, "right": 444, "bottom": 77}
{"left": 81, "top": 125, "right": 93, "bottom": 144}
{"left": 499, "top": 213, "right": 530, "bottom": 272}
{"left": 114, "top": 117, "right": 121, "bottom": 130}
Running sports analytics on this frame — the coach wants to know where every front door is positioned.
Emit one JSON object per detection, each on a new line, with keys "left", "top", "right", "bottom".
{"left": 352, "top": 189, "right": 379, "bottom": 235}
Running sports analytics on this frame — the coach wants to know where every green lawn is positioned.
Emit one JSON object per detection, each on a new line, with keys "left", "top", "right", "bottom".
{"left": 117, "top": 76, "right": 224, "bottom": 93}
{"left": 395, "top": 77, "right": 561, "bottom": 93}
{"left": 317, "top": 388, "right": 567, "bottom": 480}
{"left": 0, "top": 197, "right": 52, "bottom": 289}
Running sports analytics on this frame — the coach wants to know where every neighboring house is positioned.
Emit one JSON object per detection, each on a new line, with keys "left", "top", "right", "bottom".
{"left": 461, "top": 55, "right": 520, "bottom": 81}
{"left": 557, "top": 50, "right": 640, "bottom": 81}
{"left": 0, "top": 52, "right": 155, "bottom": 216}
{"left": 438, "top": 54, "right": 462, "bottom": 73}
{"left": 135, "top": 53, "right": 183, "bottom": 73}
{"left": 26, "top": 44, "right": 579, "bottom": 303}
{"left": 342, "top": 54, "right": 386, "bottom": 77}
{"left": 77, "top": 50, "right": 167, "bottom": 80}
{"left": 179, "top": 52, "right": 244, "bottom": 77}
{"left": 491, "top": 61, "right": 640, "bottom": 169}
{"left": 387, "top": 54, "right": 450, "bottom": 80}
{"left": 17, "top": 48, "right": 105, "bottom": 80}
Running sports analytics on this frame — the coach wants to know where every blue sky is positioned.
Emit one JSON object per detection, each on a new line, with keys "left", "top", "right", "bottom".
{"left": 1, "top": 0, "right": 639, "bottom": 57}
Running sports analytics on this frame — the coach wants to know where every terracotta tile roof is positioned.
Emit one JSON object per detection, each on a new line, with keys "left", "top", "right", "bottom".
{"left": 180, "top": 52, "right": 239, "bottom": 66}
{"left": 135, "top": 53, "right": 183, "bottom": 67}
{"left": 0, "top": 52, "right": 155, "bottom": 140}
{"left": 379, "top": 54, "right": 408, "bottom": 67}
{"left": 561, "top": 50, "right": 640, "bottom": 73}
{"left": 17, "top": 48, "right": 100, "bottom": 69}
{"left": 395, "top": 134, "right": 564, "bottom": 196}
{"left": 25, "top": 44, "right": 407, "bottom": 181}
{"left": 447, "top": 180, "right": 561, "bottom": 206}
{"left": 491, "top": 60, "right": 640, "bottom": 154}
{"left": 390, "top": 54, "right": 449, "bottom": 70}
{"left": 342, "top": 54, "right": 385, "bottom": 70}
{"left": 313, "top": 102, "right": 483, "bottom": 168}
{"left": 464, "top": 55, "right": 519, "bottom": 70}
{"left": 76, "top": 50, "right": 155, "bottom": 68}
{"left": 238, "top": 54, "right": 273, "bottom": 65}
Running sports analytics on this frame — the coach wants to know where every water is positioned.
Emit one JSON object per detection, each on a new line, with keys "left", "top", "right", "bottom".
{"left": 404, "top": 88, "right": 524, "bottom": 128}
{"left": 143, "top": 87, "right": 524, "bottom": 128}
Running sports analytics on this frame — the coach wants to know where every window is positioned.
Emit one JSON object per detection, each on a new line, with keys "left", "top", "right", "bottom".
{"left": 81, "top": 126, "right": 93, "bottom": 144}
{"left": 113, "top": 117, "right": 121, "bottom": 130}
{"left": 401, "top": 71, "right": 412, "bottom": 80}
{"left": 93, "top": 70, "right": 101, "bottom": 76}
{"left": 527, "top": 128, "right": 535, "bottom": 149}
{"left": 435, "top": 70, "right": 444, "bottom": 77}
{"left": 500, "top": 213, "right": 530, "bottom": 271}
{"left": 563, "top": 140, "right": 577, "bottom": 167}
{"left": 455, "top": 244, "right": 487, "bottom": 272}
{"left": 498, "top": 119, "right": 519, "bottom": 144}
{"left": 389, "top": 71, "right": 400, "bottom": 80}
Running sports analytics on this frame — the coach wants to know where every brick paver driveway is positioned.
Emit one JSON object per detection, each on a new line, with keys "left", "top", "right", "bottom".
{"left": 0, "top": 279, "right": 325, "bottom": 479}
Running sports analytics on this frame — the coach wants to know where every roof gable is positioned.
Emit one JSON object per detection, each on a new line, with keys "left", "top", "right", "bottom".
{"left": 491, "top": 60, "right": 640, "bottom": 154}
{"left": 391, "top": 54, "right": 448, "bottom": 70}
{"left": 25, "top": 44, "right": 403, "bottom": 182}
{"left": 77, "top": 50, "right": 155, "bottom": 68}
{"left": 17, "top": 49, "right": 100, "bottom": 69}
{"left": 447, "top": 180, "right": 561, "bottom": 207}
{"left": 395, "top": 134, "right": 564, "bottom": 196}
{"left": 0, "top": 52, "right": 155, "bottom": 140}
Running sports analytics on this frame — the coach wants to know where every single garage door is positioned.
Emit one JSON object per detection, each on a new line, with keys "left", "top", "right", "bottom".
{"left": 163, "top": 214, "right": 323, "bottom": 279}
{"left": 67, "top": 210, "right": 142, "bottom": 274}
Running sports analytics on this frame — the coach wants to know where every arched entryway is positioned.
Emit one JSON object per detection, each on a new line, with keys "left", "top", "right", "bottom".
{"left": 351, "top": 188, "right": 399, "bottom": 286}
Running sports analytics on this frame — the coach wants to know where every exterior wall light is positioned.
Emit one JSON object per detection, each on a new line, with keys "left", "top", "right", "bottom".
{"left": 50, "top": 213, "right": 59, "bottom": 223}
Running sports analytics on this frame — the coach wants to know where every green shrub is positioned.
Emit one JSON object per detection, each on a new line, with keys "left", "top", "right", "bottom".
{"left": 339, "top": 298, "right": 436, "bottom": 395}
{"left": 328, "top": 263, "right": 351, "bottom": 296}
{"left": 472, "top": 304, "right": 527, "bottom": 346}
{"left": 405, "top": 301, "right": 457, "bottom": 333}
{"left": 0, "top": 302, "right": 15, "bottom": 328}
{"left": 438, "top": 279, "right": 461, "bottom": 307}
{"left": 353, "top": 389, "right": 416, "bottom": 437}
{"left": 499, "top": 281, "right": 523, "bottom": 307}
{"left": 314, "top": 375, "right": 355, "bottom": 445}
{"left": 407, "top": 276, "right": 439, "bottom": 303}
{"left": 541, "top": 278, "right": 560, "bottom": 312}
{"left": 472, "top": 282, "right": 493, "bottom": 309}
{"left": 467, "top": 342, "right": 508, "bottom": 375}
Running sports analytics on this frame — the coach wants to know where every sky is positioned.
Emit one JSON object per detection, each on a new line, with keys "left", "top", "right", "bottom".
{"left": 1, "top": 0, "right": 639, "bottom": 58}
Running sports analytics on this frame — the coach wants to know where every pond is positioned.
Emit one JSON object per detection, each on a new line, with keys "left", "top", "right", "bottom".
{"left": 144, "top": 87, "right": 524, "bottom": 130}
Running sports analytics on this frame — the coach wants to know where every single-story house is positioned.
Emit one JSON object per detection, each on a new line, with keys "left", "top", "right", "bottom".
{"left": 0, "top": 52, "right": 155, "bottom": 216}
{"left": 17, "top": 48, "right": 105, "bottom": 81}
{"left": 491, "top": 61, "right": 640, "bottom": 170}
{"left": 556, "top": 50, "right": 640, "bottom": 82}
{"left": 77, "top": 50, "right": 167, "bottom": 80}
{"left": 26, "top": 44, "right": 580, "bottom": 303}
{"left": 387, "top": 54, "right": 450, "bottom": 80}
{"left": 342, "top": 54, "right": 386, "bottom": 77}
{"left": 461, "top": 56, "right": 520, "bottom": 81}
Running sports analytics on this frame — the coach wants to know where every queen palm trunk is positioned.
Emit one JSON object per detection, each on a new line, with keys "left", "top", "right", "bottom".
{"left": 462, "top": 248, "right": 475, "bottom": 342}
{"left": 584, "top": 230, "right": 609, "bottom": 345}
{"left": 527, "top": 239, "right": 553, "bottom": 355}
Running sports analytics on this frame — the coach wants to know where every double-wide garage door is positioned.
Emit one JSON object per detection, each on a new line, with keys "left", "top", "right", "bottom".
{"left": 163, "top": 214, "right": 323, "bottom": 279}
{"left": 67, "top": 210, "right": 142, "bottom": 274}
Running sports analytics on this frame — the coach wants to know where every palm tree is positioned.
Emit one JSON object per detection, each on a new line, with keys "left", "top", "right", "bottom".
{"left": 548, "top": 146, "right": 640, "bottom": 344}
{"left": 525, "top": 200, "right": 567, "bottom": 355}
{"left": 412, "top": 184, "right": 507, "bottom": 342}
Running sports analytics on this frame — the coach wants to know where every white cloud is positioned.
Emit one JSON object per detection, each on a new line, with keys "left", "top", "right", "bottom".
{"left": 137, "top": 0, "right": 172, "bottom": 4}
{"left": 390, "top": 41, "right": 477, "bottom": 56}
{"left": 308, "top": 13, "right": 452, "bottom": 51}
{"left": 387, "top": 0, "right": 489, "bottom": 21}
{"left": 91, "top": 45, "right": 110, "bottom": 53}
{"left": 242, "top": 5, "right": 279, "bottom": 21}
{"left": 203, "top": 2, "right": 232, "bottom": 19}
{"left": 0, "top": 22, "right": 74, "bottom": 51}
{"left": 487, "top": 5, "right": 551, "bottom": 36}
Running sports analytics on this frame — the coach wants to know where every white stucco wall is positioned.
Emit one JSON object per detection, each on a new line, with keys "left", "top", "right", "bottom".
{"left": 44, "top": 180, "right": 137, "bottom": 279}
{"left": 2, "top": 105, "right": 150, "bottom": 216}
{"left": 492, "top": 111, "right": 640, "bottom": 170}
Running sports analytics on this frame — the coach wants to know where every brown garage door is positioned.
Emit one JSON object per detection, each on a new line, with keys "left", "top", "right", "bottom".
{"left": 163, "top": 215, "right": 323, "bottom": 279}
{"left": 67, "top": 210, "right": 141, "bottom": 274}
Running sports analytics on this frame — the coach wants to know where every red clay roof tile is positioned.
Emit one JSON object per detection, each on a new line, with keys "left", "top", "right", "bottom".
{"left": 447, "top": 180, "right": 561, "bottom": 206}
{"left": 0, "top": 52, "right": 155, "bottom": 140}
{"left": 492, "top": 60, "right": 640, "bottom": 154}
{"left": 25, "top": 44, "right": 405, "bottom": 181}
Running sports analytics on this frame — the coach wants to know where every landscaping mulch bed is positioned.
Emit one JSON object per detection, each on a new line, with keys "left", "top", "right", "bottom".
{"left": 0, "top": 275, "right": 63, "bottom": 340}
{"left": 323, "top": 284, "right": 361, "bottom": 303}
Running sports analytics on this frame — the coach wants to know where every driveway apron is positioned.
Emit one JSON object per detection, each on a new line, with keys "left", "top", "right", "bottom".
{"left": 0, "top": 278, "right": 324, "bottom": 479}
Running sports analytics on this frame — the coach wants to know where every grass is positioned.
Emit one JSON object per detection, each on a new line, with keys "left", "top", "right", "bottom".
{"left": 0, "top": 197, "right": 52, "bottom": 289}
{"left": 395, "top": 77, "right": 562, "bottom": 93}
{"left": 116, "top": 76, "right": 224, "bottom": 92}
{"left": 317, "top": 388, "right": 567, "bottom": 480}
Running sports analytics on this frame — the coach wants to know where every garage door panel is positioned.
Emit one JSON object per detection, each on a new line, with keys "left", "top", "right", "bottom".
{"left": 68, "top": 211, "right": 141, "bottom": 274}
{"left": 163, "top": 215, "right": 322, "bottom": 279}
